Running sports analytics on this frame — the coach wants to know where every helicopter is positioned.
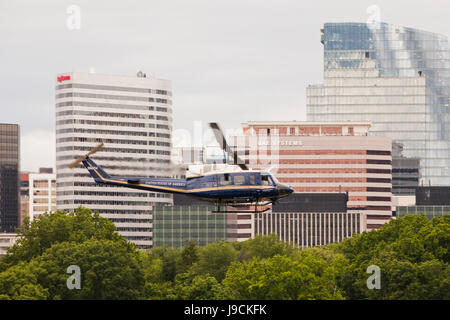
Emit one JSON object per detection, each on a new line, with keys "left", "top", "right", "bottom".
{"left": 69, "top": 122, "right": 294, "bottom": 212}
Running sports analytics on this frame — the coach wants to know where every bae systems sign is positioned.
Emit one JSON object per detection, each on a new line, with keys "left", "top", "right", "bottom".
{"left": 57, "top": 75, "right": 71, "bottom": 82}
{"left": 257, "top": 140, "right": 303, "bottom": 146}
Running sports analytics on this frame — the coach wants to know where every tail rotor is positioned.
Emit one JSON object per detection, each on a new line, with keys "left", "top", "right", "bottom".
{"left": 69, "top": 142, "right": 104, "bottom": 169}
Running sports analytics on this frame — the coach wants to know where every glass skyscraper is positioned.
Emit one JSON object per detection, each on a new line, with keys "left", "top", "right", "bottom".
{"left": 152, "top": 205, "right": 227, "bottom": 248}
{"left": 0, "top": 124, "right": 20, "bottom": 233}
{"left": 307, "top": 22, "right": 450, "bottom": 186}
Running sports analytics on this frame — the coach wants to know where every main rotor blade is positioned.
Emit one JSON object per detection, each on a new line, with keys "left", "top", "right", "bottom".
{"left": 209, "top": 122, "right": 248, "bottom": 170}
{"left": 69, "top": 142, "right": 104, "bottom": 168}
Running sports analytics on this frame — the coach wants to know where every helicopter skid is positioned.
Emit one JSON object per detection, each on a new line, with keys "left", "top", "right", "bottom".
{"left": 211, "top": 207, "right": 271, "bottom": 214}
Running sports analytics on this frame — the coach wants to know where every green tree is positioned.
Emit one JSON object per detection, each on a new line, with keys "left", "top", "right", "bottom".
{"left": 0, "top": 261, "right": 49, "bottom": 300}
{"left": 1, "top": 207, "right": 122, "bottom": 271}
{"left": 144, "top": 281, "right": 176, "bottom": 300}
{"left": 411, "top": 259, "right": 450, "bottom": 299}
{"left": 194, "top": 240, "right": 239, "bottom": 282}
{"left": 424, "top": 215, "right": 450, "bottom": 262}
{"left": 234, "top": 234, "right": 293, "bottom": 261}
{"left": 0, "top": 207, "right": 146, "bottom": 300}
{"left": 2, "top": 209, "right": 447, "bottom": 300}
{"left": 223, "top": 254, "right": 343, "bottom": 300}
{"left": 173, "top": 271, "right": 232, "bottom": 300}
{"left": 161, "top": 248, "right": 182, "bottom": 282}
{"left": 0, "top": 239, "right": 145, "bottom": 300}
{"left": 140, "top": 246, "right": 180, "bottom": 299}
{"left": 180, "top": 240, "right": 199, "bottom": 273}
{"left": 294, "top": 246, "right": 348, "bottom": 297}
{"left": 138, "top": 250, "right": 164, "bottom": 284}
{"left": 335, "top": 214, "right": 450, "bottom": 299}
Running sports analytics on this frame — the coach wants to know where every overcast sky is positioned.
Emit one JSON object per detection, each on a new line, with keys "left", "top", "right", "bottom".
{"left": 1, "top": 0, "right": 450, "bottom": 172}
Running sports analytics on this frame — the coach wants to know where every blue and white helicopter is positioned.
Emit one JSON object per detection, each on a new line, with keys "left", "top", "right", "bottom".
{"left": 69, "top": 123, "right": 293, "bottom": 212}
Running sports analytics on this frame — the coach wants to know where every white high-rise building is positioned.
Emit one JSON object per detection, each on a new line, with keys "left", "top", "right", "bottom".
{"left": 29, "top": 171, "right": 56, "bottom": 221}
{"left": 55, "top": 71, "right": 173, "bottom": 249}
{"left": 0, "top": 233, "right": 17, "bottom": 257}
{"left": 171, "top": 147, "right": 204, "bottom": 165}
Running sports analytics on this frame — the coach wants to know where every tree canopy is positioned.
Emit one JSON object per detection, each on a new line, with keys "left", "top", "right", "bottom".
{"left": 0, "top": 207, "right": 448, "bottom": 300}
{"left": 0, "top": 207, "right": 124, "bottom": 272}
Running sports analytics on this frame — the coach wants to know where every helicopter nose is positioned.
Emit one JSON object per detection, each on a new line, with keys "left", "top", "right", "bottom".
{"left": 278, "top": 183, "right": 294, "bottom": 195}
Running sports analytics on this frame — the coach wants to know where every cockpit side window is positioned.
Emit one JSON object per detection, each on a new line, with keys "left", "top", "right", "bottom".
{"left": 234, "top": 175, "right": 245, "bottom": 185}
{"left": 220, "top": 174, "right": 231, "bottom": 186}
{"left": 261, "top": 174, "right": 270, "bottom": 186}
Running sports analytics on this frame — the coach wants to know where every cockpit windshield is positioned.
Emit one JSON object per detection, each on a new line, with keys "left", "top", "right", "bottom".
{"left": 268, "top": 173, "right": 279, "bottom": 184}
{"left": 261, "top": 172, "right": 277, "bottom": 186}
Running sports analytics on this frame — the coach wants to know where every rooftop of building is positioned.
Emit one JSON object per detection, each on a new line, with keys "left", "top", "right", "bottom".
{"left": 0, "top": 123, "right": 19, "bottom": 128}
{"left": 322, "top": 22, "right": 449, "bottom": 39}
{"left": 242, "top": 121, "right": 372, "bottom": 127}
{"left": 56, "top": 71, "right": 171, "bottom": 84}
{"left": 240, "top": 121, "right": 373, "bottom": 136}
{"left": 272, "top": 193, "right": 348, "bottom": 213}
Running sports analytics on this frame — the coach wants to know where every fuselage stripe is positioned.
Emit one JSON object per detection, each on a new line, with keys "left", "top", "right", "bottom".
{"left": 92, "top": 168, "right": 274, "bottom": 193}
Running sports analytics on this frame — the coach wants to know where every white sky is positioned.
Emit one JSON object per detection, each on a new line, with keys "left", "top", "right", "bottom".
{"left": 1, "top": 0, "right": 449, "bottom": 171}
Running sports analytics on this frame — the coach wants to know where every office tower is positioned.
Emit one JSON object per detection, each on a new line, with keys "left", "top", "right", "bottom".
{"left": 392, "top": 142, "right": 420, "bottom": 195}
{"left": 153, "top": 205, "right": 228, "bottom": 248}
{"left": 225, "top": 209, "right": 254, "bottom": 242}
{"left": 415, "top": 186, "right": 450, "bottom": 205}
{"left": 170, "top": 146, "right": 204, "bottom": 179}
{"left": 0, "top": 124, "right": 20, "bottom": 233}
{"left": 307, "top": 22, "right": 450, "bottom": 186}
{"left": 28, "top": 168, "right": 56, "bottom": 221}
{"left": 55, "top": 72, "right": 173, "bottom": 249}
{"left": 174, "top": 203, "right": 363, "bottom": 247}
{"left": 254, "top": 193, "right": 365, "bottom": 248}
{"left": 171, "top": 147, "right": 204, "bottom": 165}
{"left": 397, "top": 186, "right": 450, "bottom": 219}
{"left": 0, "top": 233, "right": 17, "bottom": 257}
{"left": 153, "top": 195, "right": 254, "bottom": 247}
{"left": 235, "top": 121, "right": 392, "bottom": 230}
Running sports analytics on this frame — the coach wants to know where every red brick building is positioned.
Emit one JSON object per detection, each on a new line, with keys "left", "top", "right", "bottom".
{"left": 234, "top": 121, "right": 393, "bottom": 230}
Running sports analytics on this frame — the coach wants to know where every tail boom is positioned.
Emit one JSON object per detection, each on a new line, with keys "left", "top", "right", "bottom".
{"left": 81, "top": 157, "right": 188, "bottom": 194}
{"left": 82, "top": 157, "right": 111, "bottom": 183}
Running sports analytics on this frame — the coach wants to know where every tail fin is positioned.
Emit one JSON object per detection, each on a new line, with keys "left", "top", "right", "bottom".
{"left": 82, "top": 157, "right": 111, "bottom": 183}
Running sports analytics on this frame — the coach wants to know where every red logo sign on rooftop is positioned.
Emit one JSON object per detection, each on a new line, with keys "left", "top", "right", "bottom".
{"left": 57, "top": 75, "right": 71, "bottom": 82}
